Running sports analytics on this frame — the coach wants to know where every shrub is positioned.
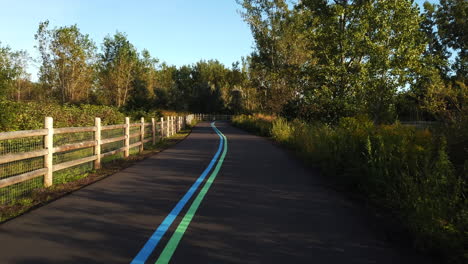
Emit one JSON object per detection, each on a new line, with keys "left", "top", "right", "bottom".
{"left": 0, "top": 100, "right": 160, "bottom": 131}
{"left": 271, "top": 117, "right": 292, "bottom": 144}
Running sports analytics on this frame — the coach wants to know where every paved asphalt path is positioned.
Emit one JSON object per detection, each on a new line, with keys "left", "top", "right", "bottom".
{"left": 0, "top": 121, "right": 433, "bottom": 264}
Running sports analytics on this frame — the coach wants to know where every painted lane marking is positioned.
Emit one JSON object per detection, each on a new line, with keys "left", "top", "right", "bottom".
{"left": 155, "top": 122, "right": 228, "bottom": 264}
{"left": 131, "top": 122, "right": 223, "bottom": 264}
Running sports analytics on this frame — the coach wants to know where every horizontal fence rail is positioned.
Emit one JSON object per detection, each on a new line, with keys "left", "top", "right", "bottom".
{"left": 0, "top": 114, "right": 198, "bottom": 205}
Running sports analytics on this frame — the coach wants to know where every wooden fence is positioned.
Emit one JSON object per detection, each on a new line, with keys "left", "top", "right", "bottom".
{"left": 0, "top": 115, "right": 193, "bottom": 193}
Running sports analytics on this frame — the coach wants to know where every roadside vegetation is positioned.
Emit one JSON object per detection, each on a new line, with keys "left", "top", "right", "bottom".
{"left": 233, "top": 114, "right": 466, "bottom": 263}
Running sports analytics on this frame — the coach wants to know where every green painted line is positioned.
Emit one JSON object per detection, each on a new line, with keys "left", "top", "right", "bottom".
{"left": 155, "top": 123, "right": 227, "bottom": 264}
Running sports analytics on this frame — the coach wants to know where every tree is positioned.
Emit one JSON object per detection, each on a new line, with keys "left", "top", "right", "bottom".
{"left": 436, "top": 0, "right": 468, "bottom": 80}
{"left": 0, "top": 43, "right": 32, "bottom": 102}
{"left": 9, "top": 50, "right": 31, "bottom": 101}
{"left": 153, "top": 63, "right": 177, "bottom": 109}
{"left": 126, "top": 49, "right": 159, "bottom": 110}
{"left": 35, "top": 20, "right": 96, "bottom": 103}
{"left": 239, "top": 0, "right": 428, "bottom": 123}
{"left": 404, "top": 1, "right": 468, "bottom": 123}
{"left": 296, "top": 0, "right": 426, "bottom": 123}
{"left": 238, "top": 0, "right": 313, "bottom": 112}
{"left": 98, "top": 32, "right": 138, "bottom": 107}
{"left": 0, "top": 43, "right": 15, "bottom": 98}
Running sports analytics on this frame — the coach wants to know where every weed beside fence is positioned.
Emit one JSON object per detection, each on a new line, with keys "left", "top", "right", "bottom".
{"left": 232, "top": 114, "right": 467, "bottom": 264}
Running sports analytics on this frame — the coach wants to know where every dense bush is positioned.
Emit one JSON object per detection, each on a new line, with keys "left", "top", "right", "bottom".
{"left": 0, "top": 100, "right": 191, "bottom": 132}
{"left": 233, "top": 114, "right": 467, "bottom": 263}
{"left": 0, "top": 100, "right": 126, "bottom": 131}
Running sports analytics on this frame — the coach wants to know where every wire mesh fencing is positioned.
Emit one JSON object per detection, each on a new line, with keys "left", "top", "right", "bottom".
{"left": 0, "top": 135, "right": 45, "bottom": 204}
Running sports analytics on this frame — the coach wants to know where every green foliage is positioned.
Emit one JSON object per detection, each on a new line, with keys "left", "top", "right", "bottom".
{"left": 233, "top": 114, "right": 467, "bottom": 263}
{"left": 238, "top": 0, "right": 312, "bottom": 112}
{"left": 124, "top": 109, "right": 163, "bottom": 122}
{"left": 271, "top": 117, "right": 292, "bottom": 144}
{"left": 436, "top": 0, "right": 468, "bottom": 78}
{"left": 0, "top": 43, "right": 30, "bottom": 101}
{"left": 35, "top": 20, "right": 96, "bottom": 103}
{"left": 239, "top": 0, "right": 428, "bottom": 123}
{"left": 0, "top": 100, "right": 126, "bottom": 131}
{"left": 98, "top": 31, "right": 139, "bottom": 107}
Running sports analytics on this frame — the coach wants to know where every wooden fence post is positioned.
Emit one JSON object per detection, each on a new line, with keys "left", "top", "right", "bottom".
{"left": 140, "top": 117, "right": 144, "bottom": 153}
{"left": 160, "top": 117, "right": 164, "bottom": 138}
{"left": 166, "top": 117, "right": 170, "bottom": 137}
{"left": 171, "top": 116, "right": 175, "bottom": 136}
{"left": 176, "top": 116, "right": 179, "bottom": 132}
{"left": 124, "top": 117, "right": 130, "bottom": 158}
{"left": 94, "top": 117, "right": 101, "bottom": 169}
{"left": 151, "top": 118, "right": 156, "bottom": 145}
{"left": 44, "top": 117, "right": 54, "bottom": 187}
{"left": 170, "top": 116, "right": 173, "bottom": 136}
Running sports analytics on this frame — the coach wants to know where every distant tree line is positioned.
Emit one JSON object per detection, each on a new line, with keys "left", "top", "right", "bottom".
{"left": 0, "top": 21, "right": 253, "bottom": 114}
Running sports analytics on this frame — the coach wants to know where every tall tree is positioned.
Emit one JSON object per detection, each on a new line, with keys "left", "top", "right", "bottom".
{"left": 126, "top": 49, "right": 159, "bottom": 110}
{"left": 153, "top": 63, "right": 177, "bottom": 109}
{"left": 0, "top": 44, "right": 31, "bottom": 101}
{"left": 297, "top": 0, "right": 425, "bottom": 123}
{"left": 98, "top": 32, "right": 138, "bottom": 107}
{"left": 9, "top": 50, "right": 31, "bottom": 102}
{"left": 35, "top": 21, "right": 96, "bottom": 103}
{"left": 239, "top": 0, "right": 313, "bottom": 112}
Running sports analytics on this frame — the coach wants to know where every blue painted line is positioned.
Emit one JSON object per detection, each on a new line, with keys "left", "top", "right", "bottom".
{"left": 131, "top": 122, "right": 223, "bottom": 264}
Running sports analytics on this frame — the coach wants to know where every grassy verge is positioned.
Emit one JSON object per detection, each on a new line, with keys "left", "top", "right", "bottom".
{"left": 0, "top": 128, "right": 192, "bottom": 223}
{"left": 232, "top": 114, "right": 467, "bottom": 264}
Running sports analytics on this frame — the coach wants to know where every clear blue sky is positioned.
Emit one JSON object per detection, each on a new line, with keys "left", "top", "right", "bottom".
{"left": 0, "top": 0, "right": 436, "bottom": 80}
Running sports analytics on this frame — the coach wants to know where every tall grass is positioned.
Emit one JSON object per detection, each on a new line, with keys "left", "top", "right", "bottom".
{"left": 233, "top": 114, "right": 467, "bottom": 263}
{"left": 231, "top": 114, "right": 275, "bottom": 136}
